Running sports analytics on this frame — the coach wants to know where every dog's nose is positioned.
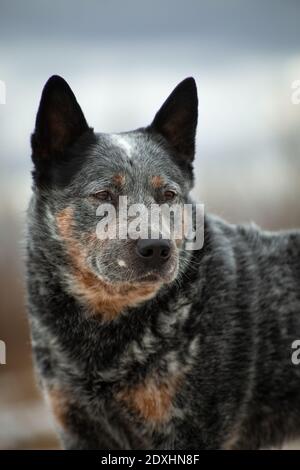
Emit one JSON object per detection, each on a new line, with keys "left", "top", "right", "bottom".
{"left": 136, "top": 239, "right": 171, "bottom": 265}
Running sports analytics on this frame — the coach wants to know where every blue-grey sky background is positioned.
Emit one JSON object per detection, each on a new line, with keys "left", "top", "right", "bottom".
{"left": 1, "top": 0, "right": 300, "bottom": 227}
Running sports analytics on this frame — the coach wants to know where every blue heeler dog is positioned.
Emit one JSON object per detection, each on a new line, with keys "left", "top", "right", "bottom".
{"left": 26, "top": 75, "right": 300, "bottom": 449}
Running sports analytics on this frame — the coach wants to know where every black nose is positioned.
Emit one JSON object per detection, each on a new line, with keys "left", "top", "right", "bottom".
{"left": 136, "top": 239, "right": 171, "bottom": 265}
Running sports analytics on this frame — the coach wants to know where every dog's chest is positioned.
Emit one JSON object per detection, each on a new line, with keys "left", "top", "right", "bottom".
{"left": 98, "top": 315, "right": 198, "bottom": 432}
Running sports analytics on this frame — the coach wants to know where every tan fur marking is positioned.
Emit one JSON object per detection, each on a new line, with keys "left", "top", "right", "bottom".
{"left": 151, "top": 175, "right": 164, "bottom": 189}
{"left": 112, "top": 173, "right": 125, "bottom": 186}
{"left": 56, "top": 206, "right": 74, "bottom": 239}
{"left": 56, "top": 207, "right": 160, "bottom": 321}
{"left": 117, "top": 374, "right": 181, "bottom": 424}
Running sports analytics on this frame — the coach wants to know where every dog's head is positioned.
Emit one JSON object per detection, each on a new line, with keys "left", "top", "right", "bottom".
{"left": 31, "top": 76, "right": 198, "bottom": 319}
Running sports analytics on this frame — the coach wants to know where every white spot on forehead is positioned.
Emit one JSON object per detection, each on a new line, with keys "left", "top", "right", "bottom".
{"left": 117, "top": 259, "right": 127, "bottom": 268}
{"left": 111, "top": 134, "right": 133, "bottom": 159}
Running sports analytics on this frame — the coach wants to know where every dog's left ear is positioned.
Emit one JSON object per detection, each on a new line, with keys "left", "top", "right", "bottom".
{"left": 149, "top": 77, "right": 198, "bottom": 164}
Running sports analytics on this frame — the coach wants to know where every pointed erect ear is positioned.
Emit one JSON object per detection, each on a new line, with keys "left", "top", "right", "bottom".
{"left": 149, "top": 77, "right": 198, "bottom": 162}
{"left": 31, "top": 75, "right": 90, "bottom": 162}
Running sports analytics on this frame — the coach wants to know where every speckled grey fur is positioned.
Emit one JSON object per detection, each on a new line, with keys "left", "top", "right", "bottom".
{"left": 26, "top": 76, "right": 300, "bottom": 449}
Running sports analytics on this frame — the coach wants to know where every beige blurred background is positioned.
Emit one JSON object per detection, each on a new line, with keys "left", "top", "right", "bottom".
{"left": 0, "top": 0, "right": 300, "bottom": 449}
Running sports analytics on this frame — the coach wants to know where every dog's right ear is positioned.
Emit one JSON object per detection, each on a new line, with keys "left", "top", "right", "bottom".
{"left": 31, "top": 76, "right": 90, "bottom": 169}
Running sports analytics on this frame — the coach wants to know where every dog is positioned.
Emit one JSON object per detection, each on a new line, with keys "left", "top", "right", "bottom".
{"left": 26, "top": 75, "right": 300, "bottom": 449}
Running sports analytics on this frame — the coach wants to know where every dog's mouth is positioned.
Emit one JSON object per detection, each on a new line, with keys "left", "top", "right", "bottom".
{"left": 96, "top": 251, "right": 179, "bottom": 286}
{"left": 101, "top": 265, "right": 177, "bottom": 286}
{"left": 138, "top": 263, "right": 178, "bottom": 284}
{"left": 139, "top": 272, "right": 162, "bottom": 283}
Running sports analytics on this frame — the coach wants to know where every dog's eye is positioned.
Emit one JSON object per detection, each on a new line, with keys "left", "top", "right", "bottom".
{"left": 92, "top": 190, "right": 112, "bottom": 201}
{"left": 163, "top": 190, "right": 177, "bottom": 201}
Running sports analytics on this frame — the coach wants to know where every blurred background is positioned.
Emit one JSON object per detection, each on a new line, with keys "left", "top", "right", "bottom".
{"left": 0, "top": 0, "right": 300, "bottom": 449}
